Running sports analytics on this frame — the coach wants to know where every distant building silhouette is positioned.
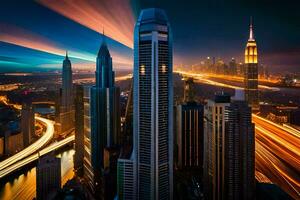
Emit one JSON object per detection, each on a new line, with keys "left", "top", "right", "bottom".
{"left": 61, "top": 52, "right": 73, "bottom": 111}
{"left": 56, "top": 52, "right": 74, "bottom": 136}
{"left": 21, "top": 102, "right": 35, "bottom": 147}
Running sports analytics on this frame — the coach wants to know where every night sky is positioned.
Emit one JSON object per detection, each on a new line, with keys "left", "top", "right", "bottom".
{"left": 0, "top": 0, "right": 299, "bottom": 73}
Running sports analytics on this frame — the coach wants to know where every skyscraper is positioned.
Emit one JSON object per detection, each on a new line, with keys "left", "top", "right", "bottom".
{"left": 87, "top": 34, "right": 121, "bottom": 195}
{"left": 224, "top": 94, "right": 255, "bottom": 200}
{"left": 62, "top": 52, "right": 73, "bottom": 109}
{"left": 74, "top": 84, "right": 84, "bottom": 176}
{"left": 176, "top": 78, "right": 204, "bottom": 172}
{"left": 203, "top": 91, "right": 255, "bottom": 200}
{"left": 176, "top": 103, "right": 204, "bottom": 170}
{"left": 82, "top": 85, "right": 93, "bottom": 190}
{"left": 117, "top": 8, "right": 173, "bottom": 200}
{"left": 244, "top": 18, "right": 259, "bottom": 111}
{"left": 36, "top": 154, "right": 61, "bottom": 200}
{"left": 21, "top": 102, "right": 35, "bottom": 147}
{"left": 203, "top": 93, "right": 231, "bottom": 200}
{"left": 134, "top": 8, "right": 173, "bottom": 199}
{"left": 56, "top": 52, "right": 74, "bottom": 135}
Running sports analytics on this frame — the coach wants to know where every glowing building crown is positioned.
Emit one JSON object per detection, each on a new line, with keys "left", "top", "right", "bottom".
{"left": 245, "top": 17, "right": 258, "bottom": 64}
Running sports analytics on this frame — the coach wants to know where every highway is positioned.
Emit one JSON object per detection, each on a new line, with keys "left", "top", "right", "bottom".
{"left": 175, "top": 70, "right": 280, "bottom": 91}
{"left": 0, "top": 116, "right": 54, "bottom": 172}
{"left": 0, "top": 135, "right": 74, "bottom": 178}
{"left": 0, "top": 149, "right": 75, "bottom": 200}
{"left": 175, "top": 71, "right": 300, "bottom": 198}
{"left": 253, "top": 114, "right": 300, "bottom": 199}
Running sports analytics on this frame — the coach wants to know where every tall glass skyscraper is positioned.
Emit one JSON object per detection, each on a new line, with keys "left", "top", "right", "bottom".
{"left": 117, "top": 8, "right": 173, "bottom": 200}
{"left": 244, "top": 18, "right": 259, "bottom": 111}
{"left": 87, "top": 35, "right": 121, "bottom": 195}
{"left": 134, "top": 8, "right": 173, "bottom": 199}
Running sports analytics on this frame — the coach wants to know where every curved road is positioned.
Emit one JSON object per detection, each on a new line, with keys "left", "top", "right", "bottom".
{"left": 0, "top": 135, "right": 74, "bottom": 178}
{"left": 253, "top": 114, "right": 300, "bottom": 199}
{"left": 0, "top": 116, "right": 54, "bottom": 172}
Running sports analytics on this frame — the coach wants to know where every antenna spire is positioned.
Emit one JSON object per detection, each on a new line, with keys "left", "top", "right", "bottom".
{"left": 102, "top": 27, "right": 106, "bottom": 44}
{"left": 249, "top": 16, "right": 254, "bottom": 41}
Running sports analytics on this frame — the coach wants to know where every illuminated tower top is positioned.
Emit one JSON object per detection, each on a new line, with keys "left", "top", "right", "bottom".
{"left": 96, "top": 31, "right": 115, "bottom": 88}
{"left": 245, "top": 18, "right": 258, "bottom": 64}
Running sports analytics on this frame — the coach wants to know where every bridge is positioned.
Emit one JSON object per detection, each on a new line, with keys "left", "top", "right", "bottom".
{"left": 0, "top": 116, "right": 74, "bottom": 178}
{"left": 32, "top": 101, "right": 55, "bottom": 105}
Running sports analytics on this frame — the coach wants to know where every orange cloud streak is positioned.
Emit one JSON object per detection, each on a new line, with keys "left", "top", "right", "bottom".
{"left": 0, "top": 24, "right": 65, "bottom": 56}
{"left": 38, "top": 0, "right": 135, "bottom": 48}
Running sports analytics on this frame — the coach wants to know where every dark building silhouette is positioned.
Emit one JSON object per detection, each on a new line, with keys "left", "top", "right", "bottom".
{"left": 21, "top": 102, "right": 35, "bottom": 147}
{"left": 36, "top": 154, "right": 61, "bottom": 200}
{"left": 224, "top": 99, "right": 255, "bottom": 200}
{"left": 74, "top": 84, "right": 84, "bottom": 176}
{"left": 176, "top": 102, "right": 204, "bottom": 170}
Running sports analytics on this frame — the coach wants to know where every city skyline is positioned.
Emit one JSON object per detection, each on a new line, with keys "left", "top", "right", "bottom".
{"left": 0, "top": 0, "right": 300, "bottom": 72}
{"left": 1, "top": 1, "right": 300, "bottom": 200}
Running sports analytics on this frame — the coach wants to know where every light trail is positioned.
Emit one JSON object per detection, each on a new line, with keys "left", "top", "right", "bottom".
{"left": 0, "top": 135, "right": 74, "bottom": 178}
{"left": 0, "top": 23, "right": 65, "bottom": 56}
{"left": 0, "top": 117, "right": 54, "bottom": 171}
{"left": 175, "top": 70, "right": 280, "bottom": 91}
{"left": 73, "top": 73, "right": 132, "bottom": 84}
{"left": 253, "top": 114, "right": 300, "bottom": 199}
{"left": 115, "top": 74, "right": 132, "bottom": 82}
{"left": 0, "top": 95, "right": 22, "bottom": 110}
{"left": 38, "top": 0, "right": 135, "bottom": 48}
{"left": 193, "top": 72, "right": 278, "bottom": 84}
{"left": 0, "top": 24, "right": 133, "bottom": 68}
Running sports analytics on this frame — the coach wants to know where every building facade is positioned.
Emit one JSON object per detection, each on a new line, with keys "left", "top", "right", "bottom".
{"left": 56, "top": 52, "right": 74, "bottom": 136}
{"left": 117, "top": 8, "right": 173, "bottom": 200}
{"left": 244, "top": 19, "right": 259, "bottom": 111}
{"left": 61, "top": 52, "right": 73, "bottom": 111}
{"left": 36, "top": 154, "right": 61, "bottom": 200}
{"left": 74, "top": 84, "right": 84, "bottom": 176}
{"left": 204, "top": 93, "right": 231, "bottom": 200}
{"left": 224, "top": 100, "right": 255, "bottom": 200}
{"left": 117, "top": 158, "right": 136, "bottom": 200}
{"left": 204, "top": 92, "right": 255, "bottom": 200}
{"left": 176, "top": 102, "right": 204, "bottom": 171}
{"left": 85, "top": 35, "right": 121, "bottom": 196}
{"left": 134, "top": 8, "right": 173, "bottom": 200}
{"left": 82, "top": 85, "right": 94, "bottom": 192}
